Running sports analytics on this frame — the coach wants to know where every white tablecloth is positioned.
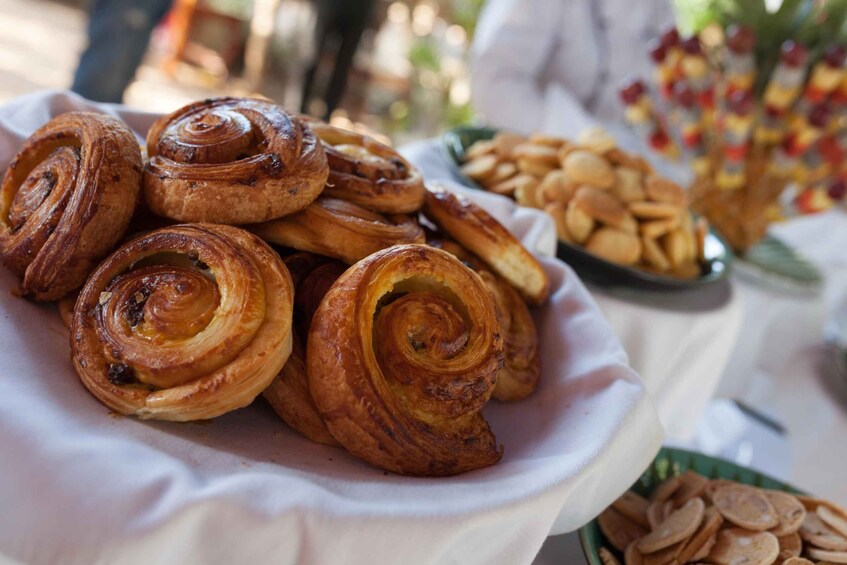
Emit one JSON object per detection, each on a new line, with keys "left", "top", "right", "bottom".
{"left": 718, "top": 210, "right": 847, "bottom": 505}
{"left": 0, "top": 91, "right": 664, "bottom": 565}
{"left": 400, "top": 139, "right": 744, "bottom": 440}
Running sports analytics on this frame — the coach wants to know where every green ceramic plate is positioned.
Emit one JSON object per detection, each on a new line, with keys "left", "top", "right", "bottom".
{"left": 442, "top": 126, "right": 733, "bottom": 291}
{"left": 577, "top": 447, "right": 805, "bottom": 565}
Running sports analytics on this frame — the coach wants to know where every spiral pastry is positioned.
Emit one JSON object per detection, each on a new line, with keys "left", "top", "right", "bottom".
{"left": 0, "top": 112, "right": 142, "bottom": 301}
{"left": 249, "top": 196, "right": 424, "bottom": 264}
{"left": 143, "top": 97, "right": 328, "bottom": 224}
{"left": 479, "top": 271, "right": 540, "bottom": 401}
{"left": 429, "top": 240, "right": 541, "bottom": 401}
{"left": 423, "top": 187, "right": 550, "bottom": 305}
{"left": 308, "top": 244, "right": 505, "bottom": 476}
{"left": 71, "top": 224, "right": 294, "bottom": 421}
{"left": 263, "top": 252, "right": 345, "bottom": 446}
{"left": 304, "top": 119, "right": 425, "bottom": 213}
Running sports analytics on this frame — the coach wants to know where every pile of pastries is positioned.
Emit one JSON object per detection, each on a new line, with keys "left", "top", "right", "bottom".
{"left": 597, "top": 468, "right": 847, "bottom": 564}
{"left": 460, "top": 128, "right": 710, "bottom": 279}
{"left": 0, "top": 97, "right": 550, "bottom": 477}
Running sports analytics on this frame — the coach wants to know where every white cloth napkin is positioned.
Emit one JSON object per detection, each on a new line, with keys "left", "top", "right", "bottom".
{"left": 0, "top": 91, "right": 663, "bottom": 565}
{"left": 401, "top": 138, "right": 744, "bottom": 440}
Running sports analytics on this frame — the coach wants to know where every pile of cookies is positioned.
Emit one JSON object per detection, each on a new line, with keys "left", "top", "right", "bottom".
{"left": 596, "top": 468, "right": 847, "bottom": 564}
{"left": 460, "top": 128, "right": 709, "bottom": 279}
{"left": 0, "top": 97, "right": 550, "bottom": 477}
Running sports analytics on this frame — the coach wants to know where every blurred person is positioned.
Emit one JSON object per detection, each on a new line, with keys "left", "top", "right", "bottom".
{"left": 470, "top": 0, "right": 675, "bottom": 138}
{"left": 72, "top": 0, "right": 174, "bottom": 103}
{"left": 300, "top": 0, "right": 375, "bottom": 119}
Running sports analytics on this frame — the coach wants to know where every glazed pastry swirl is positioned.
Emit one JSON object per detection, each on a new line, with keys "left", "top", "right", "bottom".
{"left": 263, "top": 253, "right": 345, "bottom": 446}
{"left": 249, "top": 196, "right": 424, "bottom": 264}
{"left": 479, "top": 271, "right": 540, "bottom": 401}
{"left": 144, "top": 97, "right": 328, "bottom": 224}
{"left": 423, "top": 186, "right": 550, "bottom": 305}
{"left": 305, "top": 120, "right": 425, "bottom": 213}
{"left": 0, "top": 112, "right": 142, "bottom": 301}
{"left": 71, "top": 224, "right": 294, "bottom": 421}
{"left": 429, "top": 240, "right": 540, "bottom": 401}
{"left": 307, "top": 244, "right": 504, "bottom": 476}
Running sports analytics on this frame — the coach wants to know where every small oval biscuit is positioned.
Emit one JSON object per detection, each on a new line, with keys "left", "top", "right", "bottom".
{"left": 461, "top": 154, "right": 498, "bottom": 181}
{"left": 782, "top": 558, "right": 814, "bottom": 565}
{"left": 612, "top": 167, "right": 647, "bottom": 203}
{"left": 765, "top": 491, "right": 806, "bottom": 536}
{"left": 517, "top": 157, "right": 557, "bottom": 178}
{"left": 640, "top": 217, "right": 680, "bottom": 239}
{"left": 707, "top": 528, "right": 779, "bottom": 565}
{"left": 645, "top": 175, "right": 687, "bottom": 206}
{"left": 489, "top": 173, "right": 537, "bottom": 197}
{"left": 489, "top": 161, "right": 518, "bottom": 184}
{"left": 713, "top": 484, "right": 780, "bottom": 531}
{"left": 514, "top": 178, "right": 542, "bottom": 209}
{"left": 629, "top": 201, "right": 680, "bottom": 220}
{"left": 545, "top": 202, "right": 572, "bottom": 243}
{"left": 565, "top": 201, "right": 595, "bottom": 243}
{"left": 578, "top": 126, "right": 618, "bottom": 154}
{"left": 586, "top": 228, "right": 642, "bottom": 266}
{"left": 661, "top": 230, "right": 689, "bottom": 269}
{"left": 493, "top": 131, "right": 526, "bottom": 158}
{"left": 638, "top": 497, "right": 705, "bottom": 554}
{"left": 539, "top": 170, "right": 578, "bottom": 205}
{"left": 606, "top": 148, "right": 654, "bottom": 174}
{"left": 642, "top": 236, "right": 671, "bottom": 271}
{"left": 563, "top": 150, "right": 616, "bottom": 189}
{"left": 529, "top": 131, "right": 567, "bottom": 148}
{"left": 573, "top": 186, "right": 629, "bottom": 227}
{"left": 512, "top": 143, "right": 560, "bottom": 166}
{"left": 466, "top": 139, "right": 496, "bottom": 159}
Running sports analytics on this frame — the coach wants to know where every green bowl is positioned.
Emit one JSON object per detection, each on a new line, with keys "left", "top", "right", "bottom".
{"left": 577, "top": 447, "right": 806, "bottom": 565}
{"left": 441, "top": 126, "right": 733, "bottom": 292}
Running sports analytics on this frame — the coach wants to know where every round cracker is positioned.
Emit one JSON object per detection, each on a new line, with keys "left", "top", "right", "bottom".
{"left": 707, "top": 528, "right": 779, "bottom": 565}
{"left": 638, "top": 497, "right": 705, "bottom": 554}
{"left": 765, "top": 490, "right": 806, "bottom": 536}
{"left": 599, "top": 506, "right": 649, "bottom": 552}
{"left": 713, "top": 485, "right": 780, "bottom": 531}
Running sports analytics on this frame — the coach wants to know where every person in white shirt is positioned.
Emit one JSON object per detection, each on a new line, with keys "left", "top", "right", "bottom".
{"left": 470, "top": 0, "right": 676, "bottom": 138}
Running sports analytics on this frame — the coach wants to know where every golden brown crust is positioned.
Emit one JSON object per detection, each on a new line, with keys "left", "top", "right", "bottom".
{"left": 264, "top": 333, "right": 339, "bottom": 446}
{"left": 263, "top": 252, "right": 345, "bottom": 446}
{"left": 71, "top": 224, "right": 293, "bottom": 421}
{"left": 143, "top": 97, "right": 328, "bottom": 224}
{"left": 479, "top": 270, "right": 540, "bottom": 401}
{"left": 302, "top": 119, "right": 425, "bottom": 213}
{"left": 307, "top": 244, "right": 504, "bottom": 476}
{"left": 430, "top": 240, "right": 540, "bottom": 402}
{"left": 422, "top": 186, "right": 549, "bottom": 305}
{"left": 249, "top": 196, "right": 424, "bottom": 264}
{"left": 0, "top": 111, "right": 142, "bottom": 301}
